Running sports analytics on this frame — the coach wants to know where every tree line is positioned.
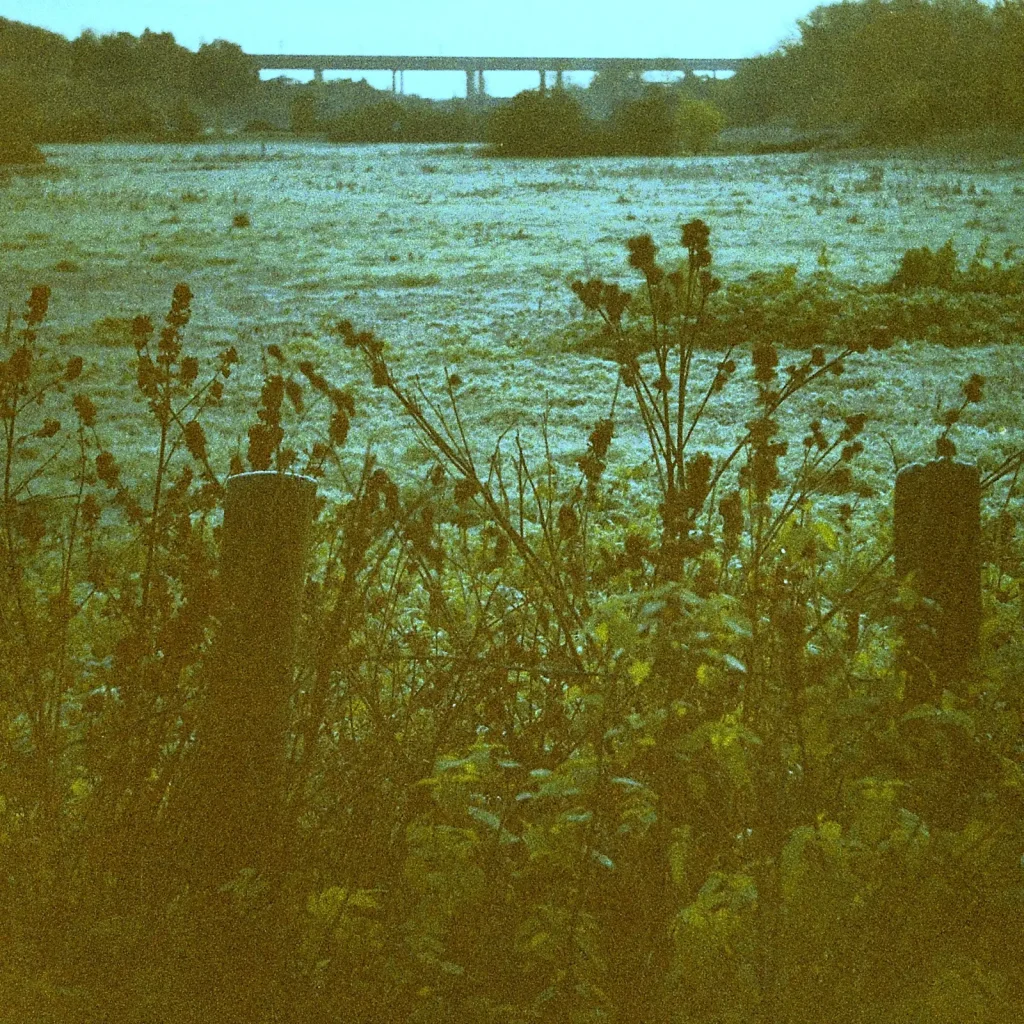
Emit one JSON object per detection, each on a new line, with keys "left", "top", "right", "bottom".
{"left": 5, "top": 0, "right": 1024, "bottom": 158}
{"left": 0, "top": 18, "right": 257, "bottom": 145}
{"left": 722, "top": 0, "right": 1024, "bottom": 143}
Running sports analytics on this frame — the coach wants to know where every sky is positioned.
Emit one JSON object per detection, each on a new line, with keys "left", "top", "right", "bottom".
{"left": 3, "top": 0, "right": 820, "bottom": 98}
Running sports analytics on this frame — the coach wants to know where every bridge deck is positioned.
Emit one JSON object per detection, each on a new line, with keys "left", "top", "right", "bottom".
{"left": 250, "top": 54, "right": 753, "bottom": 73}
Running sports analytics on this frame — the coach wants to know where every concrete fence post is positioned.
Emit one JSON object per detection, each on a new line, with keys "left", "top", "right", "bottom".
{"left": 894, "top": 458, "right": 981, "bottom": 694}
{"left": 188, "top": 470, "right": 318, "bottom": 884}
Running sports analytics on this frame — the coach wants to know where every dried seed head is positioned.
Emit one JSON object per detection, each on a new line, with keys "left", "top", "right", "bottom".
{"left": 328, "top": 409, "right": 350, "bottom": 446}
{"left": 96, "top": 450, "right": 120, "bottom": 487}
{"left": 284, "top": 378, "right": 304, "bottom": 414}
{"left": 681, "top": 219, "right": 710, "bottom": 253}
{"left": 685, "top": 452, "right": 713, "bottom": 512}
{"left": 183, "top": 420, "right": 207, "bottom": 461}
{"left": 588, "top": 417, "right": 615, "bottom": 461}
{"left": 218, "top": 346, "right": 238, "bottom": 377}
{"left": 131, "top": 316, "right": 153, "bottom": 349}
{"left": 179, "top": 356, "right": 199, "bottom": 386}
{"left": 626, "top": 233, "right": 658, "bottom": 275}
{"left": 7, "top": 346, "right": 31, "bottom": 385}
{"left": 602, "top": 283, "right": 630, "bottom": 325}
{"left": 571, "top": 278, "right": 604, "bottom": 311}
{"left": 25, "top": 285, "right": 50, "bottom": 327}
{"left": 73, "top": 393, "right": 97, "bottom": 427}
{"left": 166, "top": 283, "right": 193, "bottom": 331}
{"left": 719, "top": 490, "right": 743, "bottom": 542}
{"left": 963, "top": 373, "right": 984, "bottom": 404}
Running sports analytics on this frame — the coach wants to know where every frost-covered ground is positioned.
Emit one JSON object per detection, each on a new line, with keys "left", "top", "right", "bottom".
{"left": 2, "top": 141, "right": 1023, "bottom": 518}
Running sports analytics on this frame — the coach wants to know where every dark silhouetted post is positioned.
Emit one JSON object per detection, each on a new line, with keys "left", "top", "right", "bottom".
{"left": 894, "top": 459, "right": 981, "bottom": 695}
{"left": 191, "top": 470, "right": 318, "bottom": 883}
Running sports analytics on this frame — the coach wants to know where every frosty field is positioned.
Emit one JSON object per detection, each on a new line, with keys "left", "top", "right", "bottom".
{"left": 2, "top": 141, "right": 1023, "bottom": 519}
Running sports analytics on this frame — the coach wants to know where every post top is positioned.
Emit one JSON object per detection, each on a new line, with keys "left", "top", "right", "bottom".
{"left": 896, "top": 458, "right": 979, "bottom": 483}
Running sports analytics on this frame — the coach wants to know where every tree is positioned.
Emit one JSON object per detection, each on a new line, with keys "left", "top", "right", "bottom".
{"left": 191, "top": 40, "right": 258, "bottom": 107}
{"left": 606, "top": 86, "right": 682, "bottom": 155}
{"left": 584, "top": 66, "right": 647, "bottom": 120}
{"left": 488, "top": 88, "right": 590, "bottom": 156}
{"left": 677, "top": 98, "right": 726, "bottom": 153}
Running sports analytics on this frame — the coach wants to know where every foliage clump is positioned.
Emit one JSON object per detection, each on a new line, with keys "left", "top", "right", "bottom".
{"left": 488, "top": 83, "right": 727, "bottom": 158}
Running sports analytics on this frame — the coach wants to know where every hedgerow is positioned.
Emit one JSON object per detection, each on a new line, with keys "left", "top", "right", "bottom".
{"left": 1, "top": 222, "right": 1023, "bottom": 1022}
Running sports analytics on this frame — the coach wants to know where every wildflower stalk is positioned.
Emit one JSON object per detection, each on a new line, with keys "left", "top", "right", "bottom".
{"left": 336, "top": 322, "right": 590, "bottom": 671}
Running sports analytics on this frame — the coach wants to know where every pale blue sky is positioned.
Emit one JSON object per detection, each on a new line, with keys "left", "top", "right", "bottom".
{"left": 6, "top": 0, "right": 821, "bottom": 97}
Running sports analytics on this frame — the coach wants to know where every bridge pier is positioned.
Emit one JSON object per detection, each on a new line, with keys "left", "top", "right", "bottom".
{"left": 555, "top": 69, "right": 563, "bottom": 89}
{"left": 477, "top": 69, "right": 485, "bottom": 96}
{"left": 466, "top": 68, "right": 476, "bottom": 98}
{"left": 313, "top": 67, "right": 324, "bottom": 85}
{"left": 539, "top": 69, "right": 546, "bottom": 94}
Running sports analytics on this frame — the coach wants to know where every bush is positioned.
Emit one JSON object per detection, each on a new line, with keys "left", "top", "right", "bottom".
{"left": 604, "top": 87, "right": 682, "bottom": 155}
{"left": 487, "top": 88, "right": 591, "bottom": 156}
{"left": 677, "top": 97, "right": 726, "bottom": 153}
{"left": 169, "top": 99, "right": 203, "bottom": 141}
{"left": 0, "top": 129, "right": 44, "bottom": 165}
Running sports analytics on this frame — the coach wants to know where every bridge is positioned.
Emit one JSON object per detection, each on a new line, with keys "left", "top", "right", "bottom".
{"left": 248, "top": 54, "right": 755, "bottom": 98}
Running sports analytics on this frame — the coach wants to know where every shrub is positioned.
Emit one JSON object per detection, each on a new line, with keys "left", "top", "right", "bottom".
{"left": 603, "top": 87, "right": 682, "bottom": 155}
{"left": 677, "top": 97, "right": 726, "bottom": 153}
{"left": 890, "top": 238, "right": 958, "bottom": 291}
{"left": 487, "top": 88, "right": 590, "bottom": 156}
{"left": 169, "top": 99, "right": 203, "bottom": 141}
{"left": 244, "top": 117, "right": 276, "bottom": 134}
{"left": 0, "top": 129, "right": 44, "bottom": 165}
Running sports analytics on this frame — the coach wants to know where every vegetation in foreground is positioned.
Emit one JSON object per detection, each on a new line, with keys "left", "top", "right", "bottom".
{"left": 2, "top": 219, "right": 1023, "bottom": 1022}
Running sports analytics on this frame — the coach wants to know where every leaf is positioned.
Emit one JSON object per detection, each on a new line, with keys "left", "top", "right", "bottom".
{"left": 610, "top": 777, "right": 643, "bottom": 789}
{"left": 467, "top": 806, "right": 502, "bottom": 831}
{"left": 629, "top": 660, "right": 652, "bottom": 685}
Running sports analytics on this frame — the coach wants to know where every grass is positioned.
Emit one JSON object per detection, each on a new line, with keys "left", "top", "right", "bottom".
{"left": 2, "top": 141, "right": 1023, "bottom": 522}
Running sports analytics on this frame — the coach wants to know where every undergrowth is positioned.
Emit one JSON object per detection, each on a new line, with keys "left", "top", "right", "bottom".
{"left": 1, "top": 222, "right": 1024, "bottom": 1023}
{"left": 568, "top": 237, "right": 1024, "bottom": 358}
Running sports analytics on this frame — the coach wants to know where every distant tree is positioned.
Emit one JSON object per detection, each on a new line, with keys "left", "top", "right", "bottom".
{"left": 676, "top": 97, "right": 726, "bottom": 153}
{"left": 169, "top": 97, "right": 203, "bottom": 139}
{"left": 488, "top": 89, "right": 590, "bottom": 156}
{"left": 605, "top": 86, "right": 681, "bottom": 155}
{"left": 191, "top": 39, "right": 258, "bottom": 107}
{"left": 994, "top": 0, "right": 1024, "bottom": 125}
{"left": 289, "top": 90, "right": 321, "bottom": 135}
{"left": 584, "top": 66, "right": 647, "bottom": 120}
{"left": 0, "top": 69, "right": 41, "bottom": 141}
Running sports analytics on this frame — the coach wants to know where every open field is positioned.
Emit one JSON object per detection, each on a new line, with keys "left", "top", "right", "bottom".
{"left": 2, "top": 141, "right": 1023, "bottom": 521}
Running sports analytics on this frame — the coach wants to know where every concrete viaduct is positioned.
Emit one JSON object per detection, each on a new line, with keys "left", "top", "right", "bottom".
{"left": 248, "top": 55, "right": 754, "bottom": 98}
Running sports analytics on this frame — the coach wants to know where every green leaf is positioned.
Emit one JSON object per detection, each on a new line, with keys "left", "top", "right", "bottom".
{"left": 467, "top": 806, "right": 502, "bottom": 830}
